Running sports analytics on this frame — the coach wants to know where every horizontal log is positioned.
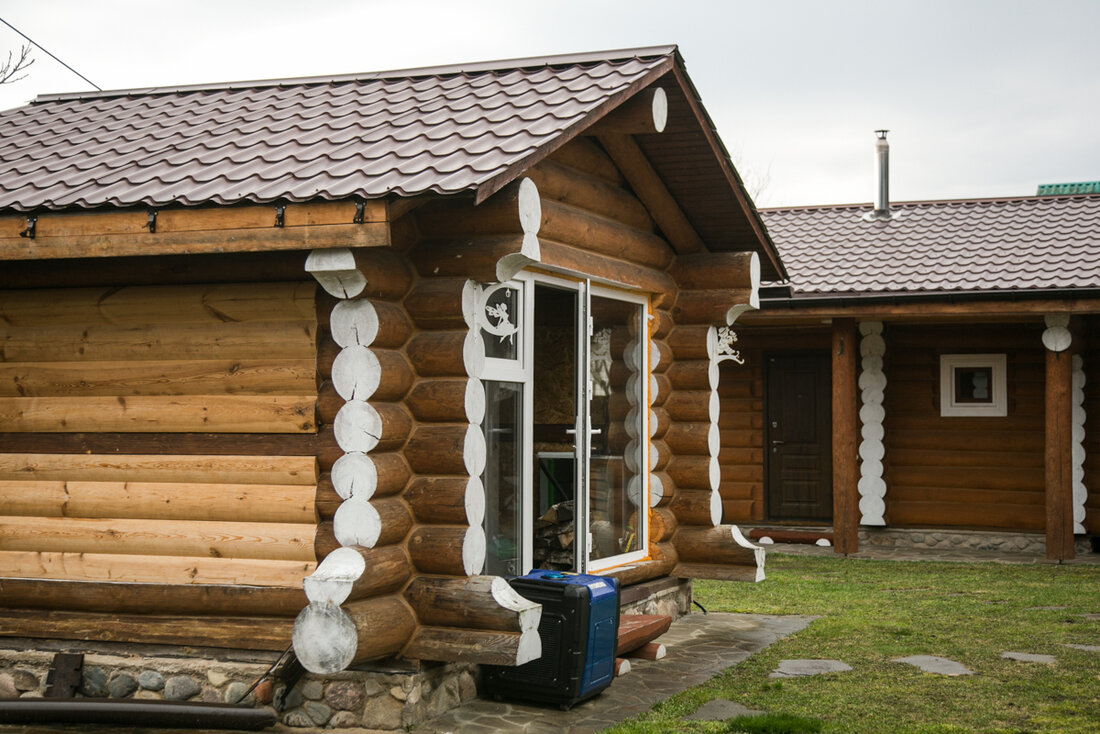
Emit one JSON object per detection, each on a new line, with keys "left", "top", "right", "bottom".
{"left": 406, "top": 331, "right": 482, "bottom": 378}
{"left": 616, "top": 614, "right": 672, "bottom": 655}
{"left": 416, "top": 178, "right": 541, "bottom": 239}
{"left": 651, "top": 440, "right": 671, "bottom": 472}
{"left": 0, "top": 480, "right": 317, "bottom": 524}
{"left": 2, "top": 321, "right": 317, "bottom": 363}
{"left": 596, "top": 133, "right": 705, "bottom": 256}
{"left": 332, "top": 497, "right": 414, "bottom": 549}
{"left": 673, "top": 525, "right": 765, "bottom": 581}
{"left": 0, "top": 281, "right": 316, "bottom": 326}
{"left": 669, "top": 488, "right": 722, "bottom": 527}
{"left": 886, "top": 428, "right": 1043, "bottom": 453}
{"left": 329, "top": 348, "right": 414, "bottom": 403}
{"left": 302, "top": 545, "right": 412, "bottom": 605}
{"left": 0, "top": 453, "right": 317, "bottom": 484}
{"left": 664, "top": 422, "right": 719, "bottom": 456}
{"left": 887, "top": 466, "right": 1045, "bottom": 493}
{"left": 538, "top": 199, "right": 672, "bottom": 271}
{"left": 330, "top": 451, "right": 410, "bottom": 500}
{"left": 649, "top": 506, "right": 678, "bottom": 543}
{"left": 548, "top": 137, "right": 625, "bottom": 185}
{"left": 668, "top": 252, "right": 760, "bottom": 292}
{"left": 0, "top": 516, "right": 317, "bottom": 562}
{"left": 0, "top": 550, "right": 315, "bottom": 587}
{"left": 405, "top": 424, "right": 485, "bottom": 476}
{"left": 0, "top": 608, "right": 294, "bottom": 650}
{"left": 404, "top": 476, "right": 485, "bottom": 525}
{"left": 408, "top": 525, "right": 485, "bottom": 576}
{"left": 0, "top": 395, "right": 316, "bottom": 434}
{"left": 663, "top": 389, "right": 717, "bottom": 424}
{"left": 329, "top": 299, "right": 412, "bottom": 349}
{"left": 318, "top": 335, "right": 340, "bottom": 380}
{"left": 627, "top": 642, "right": 666, "bottom": 661}
{"left": 667, "top": 455, "right": 720, "bottom": 491}
{"left": 600, "top": 551, "right": 676, "bottom": 587}
{"left": 403, "top": 277, "right": 477, "bottom": 330}
{"left": 718, "top": 481, "right": 761, "bottom": 500}
{"left": 666, "top": 360, "right": 718, "bottom": 391}
{"left": 720, "top": 499, "right": 757, "bottom": 524}
{"left": 538, "top": 240, "right": 676, "bottom": 307}
{"left": 0, "top": 221, "right": 389, "bottom": 262}
{"left": 650, "top": 406, "right": 671, "bottom": 440}
{"left": 292, "top": 596, "right": 417, "bottom": 673}
{"left": 411, "top": 234, "right": 539, "bottom": 284}
{"left": 406, "top": 378, "right": 485, "bottom": 423}
{"left": 333, "top": 401, "right": 413, "bottom": 453}
{"left": 672, "top": 288, "right": 758, "bottom": 326}
{"left": 404, "top": 575, "right": 541, "bottom": 632}
{"left": 0, "top": 578, "right": 307, "bottom": 616}
{"left": 0, "top": 359, "right": 316, "bottom": 398}
{"left": 651, "top": 373, "right": 671, "bottom": 407}
{"left": 404, "top": 626, "right": 541, "bottom": 667}
{"left": 588, "top": 88, "right": 667, "bottom": 135}
{"left": 306, "top": 247, "right": 413, "bottom": 301}
{"left": 886, "top": 447, "right": 1043, "bottom": 469}
{"left": 887, "top": 499, "right": 1045, "bottom": 530}
{"left": 526, "top": 159, "right": 652, "bottom": 232}
{"left": 317, "top": 475, "right": 342, "bottom": 521}
{"left": 665, "top": 325, "right": 713, "bottom": 360}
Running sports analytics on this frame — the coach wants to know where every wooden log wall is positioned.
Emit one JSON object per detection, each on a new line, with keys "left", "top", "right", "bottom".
{"left": 0, "top": 270, "right": 325, "bottom": 649}
{"left": 883, "top": 323, "right": 1047, "bottom": 530}
{"left": 715, "top": 357, "right": 764, "bottom": 523}
{"left": 1082, "top": 322, "right": 1100, "bottom": 535}
{"left": 294, "top": 247, "right": 419, "bottom": 671}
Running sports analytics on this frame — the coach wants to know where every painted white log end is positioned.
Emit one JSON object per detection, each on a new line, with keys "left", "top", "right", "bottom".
{"left": 651, "top": 87, "right": 668, "bottom": 133}
{"left": 859, "top": 403, "right": 886, "bottom": 426}
{"left": 463, "top": 524, "right": 487, "bottom": 577}
{"left": 625, "top": 408, "right": 640, "bottom": 440}
{"left": 331, "top": 452, "right": 377, "bottom": 501}
{"left": 516, "top": 628, "right": 542, "bottom": 666}
{"left": 496, "top": 233, "right": 541, "bottom": 282}
{"left": 648, "top": 340, "right": 661, "bottom": 371}
{"left": 461, "top": 280, "right": 480, "bottom": 329}
{"left": 465, "top": 475, "right": 487, "bottom": 527}
{"left": 332, "top": 345, "right": 382, "bottom": 401}
{"left": 708, "top": 390, "right": 721, "bottom": 424}
{"left": 649, "top": 471, "right": 665, "bottom": 508}
{"left": 859, "top": 439, "right": 885, "bottom": 463}
{"left": 615, "top": 657, "right": 632, "bottom": 677}
{"left": 648, "top": 409, "right": 660, "bottom": 439}
{"left": 708, "top": 361, "right": 721, "bottom": 391}
{"left": 729, "top": 525, "right": 766, "bottom": 582}
{"left": 463, "top": 423, "right": 488, "bottom": 477}
{"left": 708, "top": 488, "right": 723, "bottom": 526}
{"left": 333, "top": 496, "right": 382, "bottom": 549}
{"left": 1044, "top": 313, "right": 1071, "bottom": 330}
{"left": 306, "top": 248, "right": 367, "bottom": 300}
{"left": 466, "top": 377, "right": 487, "bottom": 425}
{"left": 334, "top": 400, "right": 383, "bottom": 454}
{"left": 860, "top": 333, "right": 886, "bottom": 357}
{"left": 724, "top": 302, "right": 755, "bottom": 326}
{"left": 708, "top": 456, "right": 722, "bottom": 492}
{"left": 815, "top": 538, "right": 833, "bottom": 547}
{"left": 463, "top": 330, "right": 486, "bottom": 379}
{"left": 649, "top": 374, "right": 661, "bottom": 406}
{"left": 648, "top": 440, "right": 660, "bottom": 472}
{"left": 708, "top": 422, "right": 722, "bottom": 457}
{"left": 489, "top": 576, "right": 543, "bottom": 632}
{"left": 861, "top": 422, "right": 885, "bottom": 442}
{"left": 859, "top": 320, "right": 883, "bottom": 337}
{"left": 624, "top": 439, "right": 640, "bottom": 474}
{"left": 1042, "top": 326, "right": 1072, "bottom": 353}
{"left": 705, "top": 326, "right": 718, "bottom": 361}
{"left": 293, "top": 602, "right": 357, "bottom": 674}
{"left": 331, "top": 299, "right": 380, "bottom": 348}
{"left": 303, "top": 546, "right": 368, "bottom": 606}
{"left": 517, "top": 178, "right": 542, "bottom": 234}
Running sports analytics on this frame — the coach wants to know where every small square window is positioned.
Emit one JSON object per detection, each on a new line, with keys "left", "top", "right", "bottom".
{"left": 940, "top": 354, "right": 1007, "bottom": 416}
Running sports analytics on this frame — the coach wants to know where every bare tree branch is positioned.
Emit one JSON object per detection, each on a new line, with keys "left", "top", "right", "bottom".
{"left": 0, "top": 44, "right": 34, "bottom": 85}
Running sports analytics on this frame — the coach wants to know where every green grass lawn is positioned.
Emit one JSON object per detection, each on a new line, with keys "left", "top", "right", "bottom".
{"left": 606, "top": 553, "right": 1100, "bottom": 734}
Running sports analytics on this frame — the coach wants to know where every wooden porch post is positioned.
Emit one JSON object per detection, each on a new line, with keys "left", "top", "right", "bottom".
{"left": 1043, "top": 315, "right": 1075, "bottom": 561}
{"left": 832, "top": 318, "right": 859, "bottom": 554}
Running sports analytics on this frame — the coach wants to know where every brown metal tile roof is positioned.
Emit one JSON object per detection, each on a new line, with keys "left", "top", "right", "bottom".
{"left": 0, "top": 46, "right": 784, "bottom": 279}
{"left": 0, "top": 48, "right": 673, "bottom": 210}
{"left": 760, "top": 194, "right": 1100, "bottom": 296}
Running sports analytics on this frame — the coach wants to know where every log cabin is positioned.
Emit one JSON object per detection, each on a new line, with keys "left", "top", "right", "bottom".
{"left": 0, "top": 46, "right": 775, "bottom": 715}
{"left": 731, "top": 147, "right": 1100, "bottom": 561}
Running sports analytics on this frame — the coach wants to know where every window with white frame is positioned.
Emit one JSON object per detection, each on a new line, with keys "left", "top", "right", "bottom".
{"left": 940, "top": 354, "right": 1007, "bottom": 417}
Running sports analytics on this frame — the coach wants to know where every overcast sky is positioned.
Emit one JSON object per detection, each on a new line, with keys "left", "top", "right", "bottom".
{"left": 1, "top": 0, "right": 1097, "bottom": 207}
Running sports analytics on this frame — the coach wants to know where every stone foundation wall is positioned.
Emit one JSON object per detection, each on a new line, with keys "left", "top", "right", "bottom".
{"left": 0, "top": 648, "right": 476, "bottom": 730}
{"left": 859, "top": 527, "right": 1093, "bottom": 555}
{"left": 620, "top": 578, "right": 692, "bottom": 619}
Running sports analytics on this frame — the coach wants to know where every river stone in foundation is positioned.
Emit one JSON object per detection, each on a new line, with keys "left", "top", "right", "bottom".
{"left": 892, "top": 655, "right": 972, "bottom": 676}
{"left": 769, "top": 659, "right": 852, "bottom": 678}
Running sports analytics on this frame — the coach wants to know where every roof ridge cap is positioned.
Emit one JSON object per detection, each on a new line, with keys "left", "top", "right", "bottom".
{"left": 33, "top": 45, "right": 679, "bottom": 104}
{"left": 762, "top": 191, "right": 1100, "bottom": 213}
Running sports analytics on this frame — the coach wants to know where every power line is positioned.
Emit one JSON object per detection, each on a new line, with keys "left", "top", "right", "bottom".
{"left": 0, "top": 16, "right": 101, "bottom": 91}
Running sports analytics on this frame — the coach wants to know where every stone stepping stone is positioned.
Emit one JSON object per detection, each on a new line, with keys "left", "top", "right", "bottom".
{"left": 683, "top": 699, "right": 765, "bottom": 721}
{"left": 1081, "top": 613, "right": 1100, "bottom": 621}
{"left": 892, "top": 655, "right": 973, "bottom": 676}
{"left": 1064, "top": 643, "right": 1100, "bottom": 652}
{"left": 1001, "top": 652, "right": 1056, "bottom": 664}
{"left": 1025, "top": 606, "right": 1067, "bottom": 611}
{"left": 769, "top": 659, "right": 852, "bottom": 678}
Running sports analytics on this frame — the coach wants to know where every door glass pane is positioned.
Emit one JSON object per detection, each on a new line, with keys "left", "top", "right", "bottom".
{"left": 480, "top": 283, "right": 521, "bottom": 362}
{"left": 483, "top": 380, "right": 523, "bottom": 575}
{"left": 531, "top": 284, "right": 578, "bottom": 571}
{"left": 589, "top": 295, "right": 645, "bottom": 562}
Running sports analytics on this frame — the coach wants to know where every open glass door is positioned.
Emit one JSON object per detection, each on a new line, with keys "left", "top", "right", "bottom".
{"left": 482, "top": 274, "right": 648, "bottom": 575}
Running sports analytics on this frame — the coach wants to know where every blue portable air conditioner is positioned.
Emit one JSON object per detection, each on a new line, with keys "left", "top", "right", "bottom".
{"left": 482, "top": 569, "right": 620, "bottom": 709}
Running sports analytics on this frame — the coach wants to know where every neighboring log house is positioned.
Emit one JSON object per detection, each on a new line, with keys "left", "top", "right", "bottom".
{"left": 0, "top": 45, "right": 776, "bottom": 701}
{"left": 730, "top": 188, "right": 1100, "bottom": 561}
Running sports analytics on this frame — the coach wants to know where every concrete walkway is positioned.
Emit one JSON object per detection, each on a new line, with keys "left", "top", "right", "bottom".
{"left": 413, "top": 613, "right": 816, "bottom": 734}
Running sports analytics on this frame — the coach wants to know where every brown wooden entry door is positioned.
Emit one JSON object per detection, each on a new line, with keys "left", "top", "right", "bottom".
{"left": 765, "top": 354, "right": 832, "bottom": 521}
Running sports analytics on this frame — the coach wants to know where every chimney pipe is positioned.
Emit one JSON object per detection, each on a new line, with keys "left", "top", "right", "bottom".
{"left": 874, "top": 129, "right": 889, "bottom": 217}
